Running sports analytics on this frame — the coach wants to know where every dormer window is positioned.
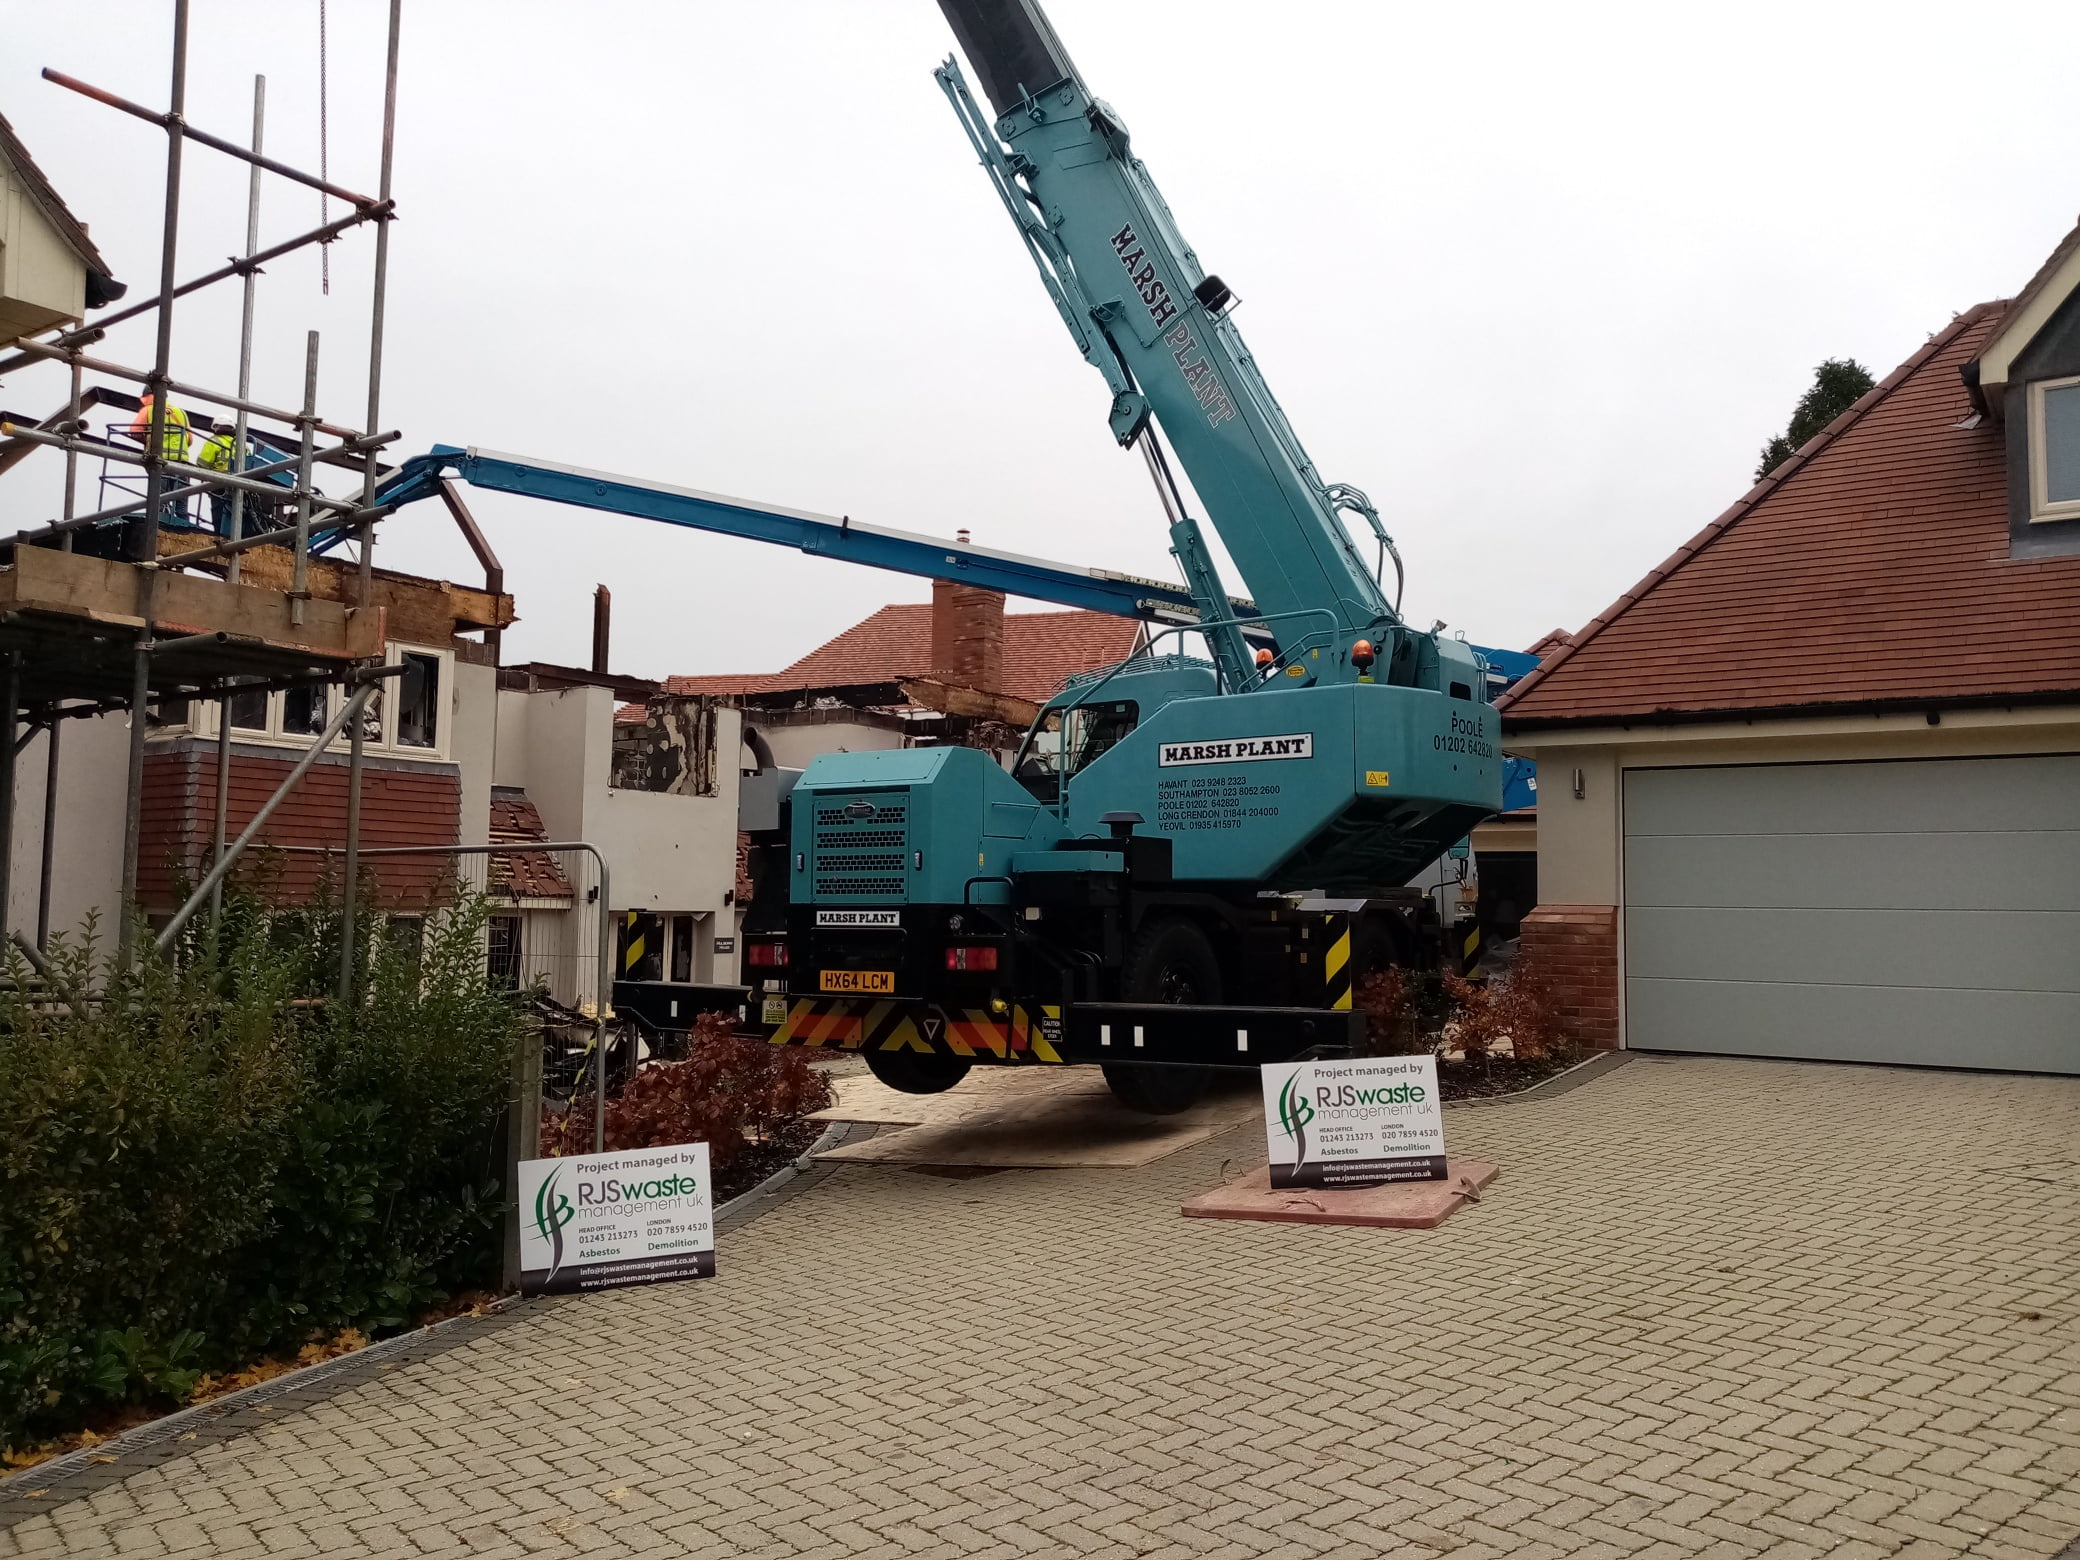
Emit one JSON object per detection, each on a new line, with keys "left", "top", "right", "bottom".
{"left": 2029, "top": 374, "right": 2080, "bottom": 523}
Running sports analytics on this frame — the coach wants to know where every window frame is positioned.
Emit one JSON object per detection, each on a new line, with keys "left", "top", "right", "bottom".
{"left": 166, "top": 642, "right": 454, "bottom": 758}
{"left": 2027, "top": 373, "right": 2080, "bottom": 524}
{"left": 486, "top": 913, "right": 524, "bottom": 990}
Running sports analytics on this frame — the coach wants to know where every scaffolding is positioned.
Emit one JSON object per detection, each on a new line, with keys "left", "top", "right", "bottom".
{"left": 0, "top": 0, "right": 426, "bottom": 989}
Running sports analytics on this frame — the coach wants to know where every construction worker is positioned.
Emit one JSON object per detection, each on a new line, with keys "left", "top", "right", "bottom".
{"left": 197, "top": 424, "right": 238, "bottom": 535}
{"left": 128, "top": 391, "right": 192, "bottom": 461}
{"left": 128, "top": 391, "right": 194, "bottom": 527}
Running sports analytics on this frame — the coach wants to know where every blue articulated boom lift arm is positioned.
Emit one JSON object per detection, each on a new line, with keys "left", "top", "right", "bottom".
{"left": 934, "top": 0, "right": 1416, "bottom": 691}
{"left": 377, "top": 444, "right": 1535, "bottom": 697}
{"left": 379, "top": 444, "right": 1234, "bottom": 629}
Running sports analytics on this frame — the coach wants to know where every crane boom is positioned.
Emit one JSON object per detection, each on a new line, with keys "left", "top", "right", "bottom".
{"left": 935, "top": 0, "right": 1403, "bottom": 681}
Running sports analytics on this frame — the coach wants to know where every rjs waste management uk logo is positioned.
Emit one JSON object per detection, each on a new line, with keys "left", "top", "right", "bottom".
{"left": 516, "top": 1144, "right": 714, "bottom": 1297}
{"left": 532, "top": 1166, "right": 578, "bottom": 1289}
{"left": 1260, "top": 1057, "right": 1447, "bottom": 1190}
{"left": 1275, "top": 1072, "right": 1316, "bottom": 1169}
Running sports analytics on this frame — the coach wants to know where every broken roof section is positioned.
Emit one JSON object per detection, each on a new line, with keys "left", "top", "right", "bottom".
{"left": 1501, "top": 298, "right": 2080, "bottom": 727}
{"left": 0, "top": 109, "right": 124, "bottom": 307}
{"left": 488, "top": 789, "right": 575, "bottom": 902}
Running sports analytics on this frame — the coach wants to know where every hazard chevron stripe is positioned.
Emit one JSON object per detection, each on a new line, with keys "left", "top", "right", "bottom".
{"left": 768, "top": 999, "right": 1067, "bottom": 1064}
{"left": 1323, "top": 916, "right": 1354, "bottom": 1011}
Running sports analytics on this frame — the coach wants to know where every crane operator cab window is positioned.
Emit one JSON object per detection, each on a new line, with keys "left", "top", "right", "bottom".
{"left": 1068, "top": 701, "right": 1137, "bottom": 774}
{"left": 1011, "top": 700, "right": 1139, "bottom": 805}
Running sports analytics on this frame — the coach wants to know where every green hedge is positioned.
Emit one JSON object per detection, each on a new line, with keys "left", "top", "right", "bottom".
{"left": 0, "top": 890, "right": 525, "bottom": 1447}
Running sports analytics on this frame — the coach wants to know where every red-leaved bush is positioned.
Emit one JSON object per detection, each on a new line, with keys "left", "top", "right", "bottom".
{"left": 540, "top": 1012, "right": 831, "bottom": 1168}
{"left": 1355, "top": 965, "right": 1423, "bottom": 1055}
{"left": 1440, "top": 949, "right": 1567, "bottom": 1063}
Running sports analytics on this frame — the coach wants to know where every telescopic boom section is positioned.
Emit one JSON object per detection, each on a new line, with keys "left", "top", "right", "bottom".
{"left": 937, "top": 0, "right": 1085, "bottom": 118}
{"left": 935, "top": 0, "right": 1402, "bottom": 682}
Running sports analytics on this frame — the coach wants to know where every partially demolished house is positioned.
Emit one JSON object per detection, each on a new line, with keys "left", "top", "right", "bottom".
{"left": 653, "top": 580, "right": 1142, "bottom": 765}
{"left": 587, "top": 582, "right": 1141, "bottom": 994}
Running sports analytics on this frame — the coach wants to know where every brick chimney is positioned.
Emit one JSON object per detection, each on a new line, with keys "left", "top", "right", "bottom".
{"left": 931, "top": 538, "right": 1005, "bottom": 691}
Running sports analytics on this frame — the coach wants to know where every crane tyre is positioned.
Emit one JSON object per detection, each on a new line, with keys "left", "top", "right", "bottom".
{"left": 863, "top": 1048, "right": 971, "bottom": 1095}
{"left": 1103, "top": 918, "right": 1220, "bottom": 1115}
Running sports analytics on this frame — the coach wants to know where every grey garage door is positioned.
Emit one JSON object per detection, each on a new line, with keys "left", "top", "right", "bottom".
{"left": 1623, "top": 755, "right": 2080, "bottom": 1073}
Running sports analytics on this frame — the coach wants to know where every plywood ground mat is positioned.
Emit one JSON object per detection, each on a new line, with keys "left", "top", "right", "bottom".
{"left": 811, "top": 1068, "right": 1261, "bottom": 1169}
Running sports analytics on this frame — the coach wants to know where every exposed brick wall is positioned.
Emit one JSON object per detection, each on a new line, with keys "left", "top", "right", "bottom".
{"left": 1521, "top": 905, "right": 1619, "bottom": 1050}
{"left": 930, "top": 579, "right": 1005, "bottom": 692}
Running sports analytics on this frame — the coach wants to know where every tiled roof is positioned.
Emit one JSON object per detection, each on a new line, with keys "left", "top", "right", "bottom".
{"left": 1501, "top": 301, "right": 2080, "bottom": 726}
{"left": 667, "top": 605, "right": 1140, "bottom": 705}
{"left": 487, "top": 790, "right": 574, "bottom": 901}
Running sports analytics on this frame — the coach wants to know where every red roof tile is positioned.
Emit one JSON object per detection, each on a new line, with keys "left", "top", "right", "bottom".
{"left": 1501, "top": 301, "right": 2080, "bottom": 726}
{"left": 668, "top": 605, "right": 1140, "bottom": 705}
{"left": 488, "top": 791, "right": 575, "bottom": 901}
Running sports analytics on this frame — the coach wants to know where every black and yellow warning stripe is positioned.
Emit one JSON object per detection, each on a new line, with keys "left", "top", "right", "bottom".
{"left": 771, "top": 999, "right": 1063, "bottom": 1063}
{"left": 1322, "top": 913, "right": 1353, "bottom": 1011}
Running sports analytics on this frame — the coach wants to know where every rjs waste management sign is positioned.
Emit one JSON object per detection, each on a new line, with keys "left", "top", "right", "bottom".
{"left": 1261, "top": 1056, "right": 1446, "bottom": 1189}
{"left": 517, "top": 1143, "right": 713, "bottom": 1296}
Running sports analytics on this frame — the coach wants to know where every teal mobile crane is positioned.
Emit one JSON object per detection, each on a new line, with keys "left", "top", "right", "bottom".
{"left": 767, "top": 0, "right": 1498, "bottom": 1110}
{"left": 384, "top": 0, "right": 1504, "bottom": 1112}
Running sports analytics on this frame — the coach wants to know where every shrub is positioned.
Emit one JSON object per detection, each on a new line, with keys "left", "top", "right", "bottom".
{"left": 1355, "top": 966, "right": 1419, "bottom": 1055}
{"left": 0, "top": 886, "right": 526, "bottom": 1449}
{"left": 542, "top": 1011, "right": 831, "bottom": 1170}
{"left": 1440, "top": 949, "right": 1569, "bottom": 1063}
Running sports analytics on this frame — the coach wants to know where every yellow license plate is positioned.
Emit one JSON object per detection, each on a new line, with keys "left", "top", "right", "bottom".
{"left": 820, "top": 969, "right": 894, "bottom": 994}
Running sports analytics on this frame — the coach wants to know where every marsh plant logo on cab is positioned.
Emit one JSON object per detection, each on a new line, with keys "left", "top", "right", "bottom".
{"left": 1158, "top": 733, "right": 1313, "bottom": 767}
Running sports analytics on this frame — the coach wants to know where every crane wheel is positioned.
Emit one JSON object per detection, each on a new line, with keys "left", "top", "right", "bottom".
{"left": 863, "top": 1048, "right": 971, "bottom": 1095}
{"left": 1103, "top": 918, "right": 1220, "bottom": 1115}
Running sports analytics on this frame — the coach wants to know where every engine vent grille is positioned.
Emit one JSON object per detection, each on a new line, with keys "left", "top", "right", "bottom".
{"left": 810, "top": 795, "right": 910, "bottom": 899}
{"left": 816, "top": 829, "right": 904, "bottom": 850}
{"left": 816, "top": 876, "right": 905, "bottom": 897}
{"left": 816, "top": 804, "right": 907, "bottom": 827}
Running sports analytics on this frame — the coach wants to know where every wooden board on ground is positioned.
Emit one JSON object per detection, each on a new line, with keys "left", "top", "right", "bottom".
{"left": 1180, "top": 1159, "right": 1502, "bottom": 1229}
{"left": 813, "top": 1068, "right": 1261, "bottom": 1169}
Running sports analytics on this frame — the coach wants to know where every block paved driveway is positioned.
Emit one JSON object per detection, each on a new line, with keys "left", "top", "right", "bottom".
{"left": 6, "top": 1054, "right": 2078, "bottom": 1559}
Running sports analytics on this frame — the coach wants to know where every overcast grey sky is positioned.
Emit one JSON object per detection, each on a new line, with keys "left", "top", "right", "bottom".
{"left": 5, "top": 1, "right": 2078, "bottom": 678}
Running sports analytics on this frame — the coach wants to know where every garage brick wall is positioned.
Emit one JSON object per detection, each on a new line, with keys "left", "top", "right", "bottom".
{"left": 1521, "top": 904, "right": 1618, "bottom": 1049}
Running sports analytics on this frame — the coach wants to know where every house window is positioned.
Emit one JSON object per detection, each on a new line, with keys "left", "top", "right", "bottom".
{"left": 396, "top": 652, "right": 440, "bottom": 748}
{"left": 670, "top": 914, "right": 696, "bottom": 983}
{"left": 356, "top": 683, "right": 386, "bottom": 745}
{"left": 384, "top": 914, "right": 425, "bottom": 969}
{"left": 179, "top": 645, "right": 449, "bottom": 756}
{"left": 283, "top": 683, "right": 329, "bottom": 736}
{"left": 229, "top": 687, "right": 269, "bottom": 731}
{"left": 487, "top": 914, "right": 522, "bottom": 989}
{"left": 2029, "top": 374, "right": 2080, "bottom": 522}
